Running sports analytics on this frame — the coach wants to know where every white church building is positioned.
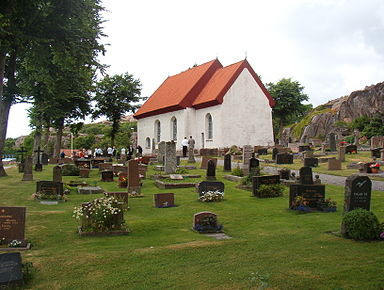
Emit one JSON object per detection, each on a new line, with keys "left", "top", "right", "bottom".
{"left": 134, "top": 59, "right": 275, "bottom": 154}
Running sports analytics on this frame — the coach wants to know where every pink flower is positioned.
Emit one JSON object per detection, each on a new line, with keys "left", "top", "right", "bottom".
{"left": 380, "top": 232, "right": 384, "bottom": 239}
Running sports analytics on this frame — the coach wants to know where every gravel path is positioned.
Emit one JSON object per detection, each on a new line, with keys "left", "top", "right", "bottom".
{"left": 199, "top": 157, "right": 384, "bottom": 191}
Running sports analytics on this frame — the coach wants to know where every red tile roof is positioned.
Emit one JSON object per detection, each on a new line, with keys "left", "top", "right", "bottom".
{"left": 134, "top": 59, "right": 275, "bottom": 119}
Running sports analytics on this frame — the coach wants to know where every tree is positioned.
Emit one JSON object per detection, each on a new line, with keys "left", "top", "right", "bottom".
{"left": 93, "top": 73, "right": 142, "bottom": 146}
{"left": 267, "top": 78, "right": 311, "bottom": 136}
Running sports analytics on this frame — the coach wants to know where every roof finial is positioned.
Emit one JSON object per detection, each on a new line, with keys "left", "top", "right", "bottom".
{"left": 245, "top": 51, "right": 247, "bottom": 60}
{"left": 215, "top": 53, "right": 218, "bottom": 60}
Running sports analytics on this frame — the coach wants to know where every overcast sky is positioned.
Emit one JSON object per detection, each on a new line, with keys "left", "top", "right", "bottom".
{"left": 7, "top": 0, "right": 384, "bottom": 138}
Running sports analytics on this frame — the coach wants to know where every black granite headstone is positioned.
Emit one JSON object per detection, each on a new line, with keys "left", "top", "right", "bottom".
{"left": 198, "top": 181, "right": 224, "bottom": 197}
{"left": 0, "top": 253, "right": 23, "bottom": 287}
{"left": 257, "top": 148, "right": 268, "bottom": 155}
{"left": 252, "top": 175, "right": 280, "bottom": 197}
{"left": 36, "top": 181, "right": 64, "bottom": 196}
{"left": 344, "top": 175, "right": 372, "bottom": 212}
{"left": 371, "top": 148, "right": 382, "bottom": 158}
{"left": 299, "top": 167, "right": 313, "bottom": 184}
{"left": 289, "top": 184, "right": 325, "bottom": 208}
{"left": 299, "top": 145, "right": 311, "bottom": 152}
{"left": 276, "top": 153, "right": 293, "bottom": 164}
{"left": 279, "top": 168, "right": 291, "bottom": 180}
{"left": 206, "top": 159, "right": 216, "bottom": 180}
{"left": 345, "top": 144, "right": 357, "bottom": 154}
{"left": 223, "top": 154, "right": 231, "bottom": 172}
{"left": 304, "top": 157, "right": 318, "bottom": 167}
{"left": 272, "top": 148, "right": 279, "bottom": 160}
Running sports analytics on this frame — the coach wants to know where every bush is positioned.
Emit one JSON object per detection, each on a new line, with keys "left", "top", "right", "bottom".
{"left": 61, "top": 165, "right": 80, "bottom": 176}
{"left": 342, "top": 209, "right": 381, "bottom": 240}
{"left": 232, "top": 166, "right": 244, "bottom": 177}
{"left": 257, "top": 184, "right": 284, "bottom": 198}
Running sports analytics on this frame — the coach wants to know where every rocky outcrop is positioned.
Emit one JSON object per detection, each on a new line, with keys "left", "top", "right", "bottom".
{"left": 288, "top": 81, "right": 384, "bottom": 141}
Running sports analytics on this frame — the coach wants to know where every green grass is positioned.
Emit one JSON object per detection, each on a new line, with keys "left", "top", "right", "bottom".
{"left": 1, "top": 163, "right": 384, "bottom": 289}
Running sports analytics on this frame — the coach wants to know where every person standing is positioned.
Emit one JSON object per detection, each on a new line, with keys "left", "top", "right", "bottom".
{"left": 127, "top": 145, "right": 134, "bottom": 160}
{"left": 137, "top": 145, "right": 143, "bottom": 157}
{"left": 181, "top": 137, "right": 188, "bottom": 157}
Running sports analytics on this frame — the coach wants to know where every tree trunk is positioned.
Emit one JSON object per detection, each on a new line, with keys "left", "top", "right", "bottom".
{"left": 0, "top": 50, "right": 9, "bottom": 176}
{"left": 54, "top": 120, "right": 64, "bottom": 158}
{"left": 33, "top": 124, "right": 42, "bottom": 163}
{"left": 43, "top": 125, "right": 50, "bottom": 150}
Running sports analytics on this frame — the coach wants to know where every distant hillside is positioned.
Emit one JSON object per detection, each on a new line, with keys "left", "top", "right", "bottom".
{"left": 281, "top": 81, "right": 384, "bottom": 143}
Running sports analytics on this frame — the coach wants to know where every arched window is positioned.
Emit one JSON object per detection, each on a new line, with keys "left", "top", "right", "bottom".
{"left": 145, "top": 137, "right": 151, "bottom": 149}
{"left": 154, "top": 120, "right": 161, "bottom": 142}
{"left": 170, "top": 117, "right": 177, "bottom": 141}
{"left": 206, "top": 113, "right": 213, "bottom": 140}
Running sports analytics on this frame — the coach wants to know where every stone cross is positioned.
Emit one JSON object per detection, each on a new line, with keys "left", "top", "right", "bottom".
{"left": 34, "top": 146, "right": 43, "bottom": 171}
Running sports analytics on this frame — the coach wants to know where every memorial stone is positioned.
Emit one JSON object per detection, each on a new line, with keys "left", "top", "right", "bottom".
{"left": 154, "top": 193, "right": 175, "bottom": 208}
{"left": 0, "top": 207, "right": 26, "bottom": 244}
{"left": 21, "top": 157, "right": 33, "bottom": 181}
{"left": 299, "top": 167, "right": 313, "bottom": 184}
{"left": 252, "top": 175, "right": 280, "bottom": 197}
{"left": 223, "top": 154, "right": 231, "bottom": 172}
{"left": 279, "top": 168, "right": 291, "bottom": 180}
{"left": 344, "top": 175, "right": 372, "bottom": 212}
{"left": 188, "top": 138, "right": 196, "bottom": 163}
{"left": 276, "top": 153, "right": 293, "bottom": 164}
{"left": 328, "top": 159, "right": 342, "bottom": 170}
{"left": 198, "top": 181, "right": 224, "bottom": 197}
{"left": 303, "top": 157, "right": 318, "bottom": 168}
{"left": 36, "top": 181, "right": 64, "bottom": 197}
{"left": 328, "top": 133, "right": 336, "bottom": 151}
{"left": 272, "top": 148, "right": 279, "bottom": 161}
{"left": 105, "top": 192, "right": 129, "bottom": 206}
{"left": 41, "top": 153, "right": 49, "bottom": 165}
{"left": 345, "top": 144, "right": 357, "bottom": 154}
{"left": 200, "top": 156, "right": 217, "bottom": 169}
{"left": 206, "top": 159, "right": 216, "bottom": 180}
{"left": 164, "top": 141, "right": 177, "bottom": 174}
{"left": 371, "top": 148, "right": 382, "bottom": 158}
{"left": 338, "top": 146, "right": 346, "bottom": 162}
{"left": 127, "top": 159, "right": 141, "bottom": 194}
{"left": 34, "top": 146, "right": 43, "bottom": 171}
{"left": 79, "top": 168, "right": 90, "bottom": 178}
{"left": 299, "top": 145, "right": 311, "bottom": 152}
{"left": 101, "top": 170, "right": 114, "bottom": 182}
{"left": 193, "top": 212, "right": 222, "bottom": 233}
{"left": 289, "top": 184, "right": 325, "bottom": 208}
{"left": 242, "top": 145, "right": 253, "bottom": 175}
{"left": 157, "top": 141, "right": 166, "bottom": 164}
{"left": 0, "top": 253, "right": 23, "bottom": 287}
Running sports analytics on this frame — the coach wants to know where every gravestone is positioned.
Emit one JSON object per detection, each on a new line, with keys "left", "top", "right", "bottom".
{"left": 303, "top": 157, "right": 318, "bottom": 168}
{"left": 36, "top": 181, "right": 64, "bottom": 196}
{"left": 75, "top": 158, "right": 91, "bottom": 169}
{"left": 276, "top": 153, "right": 293, "bottom": 164}
{"left": 328, "top": 159, "right": 342, "bottom": 170}
{"left": 52, "top": 166, "right": 62, "bottom": 183}
{"left": 345, "top": 144, "right": 357, "bottom": 154}
{"left": 289, "top": 184, "right": 325, "bottom": 208}
{"left": 344, "top": 175, "right": 372, "bottom": 212}
{"left": 299, "top": 167, "right": 313, "bottom": 184}
{"left": 248, "top": 155, "right": 260, "bottom": 176}
{"left": 299, "top": 145, "right": 311, "bottom": 152}
{"left": 91, "top": 158, "right": 104, "bottom": 168}
{"left": 193, "top": 212, "right": 222, "bottom": 233}
{"left": 223, "top": 154, "right": 231, "bottom": 172}
{"left": 371, "top": 148, "right": 383, "bottom": 158}
{"left": 200, "top": 156, "right": 217, "bottom": 169}
{"left": 242, "top": 145, "right": 253, "bottom": 175}
{"left": 127, "top": 159, "right": 141, "bottom": 194}
{"left": 34, "top": 146, "right": 43, "bottom": 171}
{"left": 198, "top": 181, "right": 224, "bottom": 197}
{"left": 188, "top": 140, "right": 196, "bottom": 163}
{"left": 79, "top": 168, "right": 90, "bottom": 178}
{"left": 170, "top": 174, "right": 183, "bottom": 180}
{"left": 252, "top": 175, "right": 280, "bottom": 197}
{"left": 157, "top": 141, "right": 166, "bottom": 164}
{"left": 21, "top": 157, "right": 33, "bottom": 181}
{"left": 154, "top": 193, "right": 175, "bottom": 208}
{"left": 77, "top": 186, "right": 104, "bottom": 194}
{"left": 279, "top": 168, "right": 291, "bottom": 180}
{"left": 101, "top": 170, "right": 114, "bottom": 182}
{"left": 303, "top": 150, "right": 314, "bottom": 158}
{"left": 164, "top": 141, "right": 177, "bottom": 174}
{"left": 370, "top": 136, "right": 384, "bottom": 149}
{"left": 337, "top": 146, "right": 346, "bottom": 162}
{"left": 0, "top": 253, "right": 23, "bottom": 287}
{"left": 18, "top": 161, "right": 24, "bottom": 173}
{"left": 328, "top": 133, "right": 336, "bottom": 151}
{"left": 272, "top": 148, "right": 279, "bottom": 161}
{"left": 41, "top": 153, "right": 49, "bottom": 165}
{"left": 98, "top": 163, "right": 113, "bottom": 171}
{"left": 0, "top": 207, "right": 26, "bottom": 244}
{"left": 354, "top": 129, "right": 360, "bottom": 146}
{"left": 17, "top": 147, "right": 27, "bottom": 173}
{"left": 206, "top": 159, "right": 216, "bottom": 180}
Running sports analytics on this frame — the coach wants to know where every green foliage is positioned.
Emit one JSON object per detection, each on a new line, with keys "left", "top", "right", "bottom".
{"left": 256, "top": 184, "right": 284, "bottom": 198}
{"left": 342, "top": 209, "right": 381, "bottom": 240}
{"left": 334, "top": 120, "right": 348, "bottom": 128}
{"left": 22, "top": 135, "right": 35, "bottom": 155}
{"left": 79, "top": 123, "right": 109, "bottom": 135}
{"left": 267, "top": 78, "right": 312, "bottom": 135}
{"left": 232, "top": 166, "right": 244, "bottom": 177}
{"left": 291, "top": 108, "right": 332, "bottom": 139}
{"left": 61, "top": 165, "right": 80, "bottom": 176}
{"left": 349, "top": 116, "right": 370, "bottom": 132}
{"left": 93, "top": 73, "right": 142, "bottom": 146}
{"left": 3, "top": 138, "right": 16, "bottom": 154}
{"left": 74, "top": 135, "right": 96, "bottom": 149}
{"left": 349, "top": 114, "right": 384, "bottom": 139}
{"left": 344, "top": 136, "right": 354, "bottom": 144}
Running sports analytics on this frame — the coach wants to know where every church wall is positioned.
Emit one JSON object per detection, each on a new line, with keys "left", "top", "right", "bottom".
{"left": 219, "top": 68, "right": 275, "bottom": 147}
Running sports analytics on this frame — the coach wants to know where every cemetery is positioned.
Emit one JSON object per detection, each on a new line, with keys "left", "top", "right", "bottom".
{"left": 1, "top": 1, "right": 384, "bottom": 288}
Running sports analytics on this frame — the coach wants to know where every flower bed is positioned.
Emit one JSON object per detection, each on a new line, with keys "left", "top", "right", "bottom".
{"left": 199, "top": 191, "right": 224, "bottom": 202}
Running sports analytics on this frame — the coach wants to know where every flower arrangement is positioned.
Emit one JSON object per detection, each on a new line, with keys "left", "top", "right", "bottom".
{"left": 194, "top": 216, "right": 223, "bottom": 233}
{"left": 199, "top": 191, "right": 224, "bottom": 202}
{"left": 33, "top": 192, "right": 67, "bottom": 201}
{"left": 370, "top": 163, "right": 381, "bottom": 169}
{"left": 9, "top": 240, "right": 22, "bottom": 247}
{"left": 317, "top": 198, "right": 337, "bottom": 212}
{"left": 0, "top": 237, "right": 6, "bottom": 246}
{"left": 292, "top": 196, "right": 311, "bottom": 212}
{"left": 73, "top": 197, "right": 125, "bottom": 232}
{"left": 119, "top": 176, "right": 128, "bottom": 187}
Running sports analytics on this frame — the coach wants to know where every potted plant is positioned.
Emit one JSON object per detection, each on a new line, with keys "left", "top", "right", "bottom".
{"left": 370, "top": 163, "right": 381, "bottom": 173}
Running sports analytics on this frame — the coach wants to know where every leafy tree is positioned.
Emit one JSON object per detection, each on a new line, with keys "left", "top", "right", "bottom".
{"left": 3, "top": 138, "right": 16, "bottom": 155}
{"left": 92, "top": 73, "right": 142, "bottom": 146}
{"left": 349, "top": 114, "right": 384, "bottom": 139}
{"left": 74, "top": 134, "right": 96, "bottom": 149}
{"left": 267, "top": 78, "right": 311, "bottom": 136}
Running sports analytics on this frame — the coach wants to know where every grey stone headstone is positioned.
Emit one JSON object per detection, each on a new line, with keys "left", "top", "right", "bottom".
{"left": 22, "top": 156, "right": 33, "bottom": 181}
{"left": 157, "top": 141, "right": 166, "bottom": 164}
{"left": 53, "top": 166, "right": 62, "bottom": 183}
{"left": 338, "top": 146, "right": 346, "bottom": 162}
{"left": 328, "top": 133, "right": 336, "bottom": 151}
{"left": 242, "top": 145, "right": 253, "bottom": 175}
{"left": 164, "top": 141, "right": 177, "bottom": 174}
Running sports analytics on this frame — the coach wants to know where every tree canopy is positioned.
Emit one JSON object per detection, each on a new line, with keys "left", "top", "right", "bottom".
{"left": 92, "top": 73, "right": 142, "bottom": 146}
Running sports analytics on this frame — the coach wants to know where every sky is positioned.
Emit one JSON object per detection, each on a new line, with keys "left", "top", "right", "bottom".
{"left": 6, "top": 0, "right": 384, "bottom": 138}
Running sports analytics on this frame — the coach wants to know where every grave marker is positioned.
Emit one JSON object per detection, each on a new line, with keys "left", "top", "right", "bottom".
{"left": 337, "top": 146, "right": 346, "bottom": 162}
{"left": 344, "top": 175, "right": 371, "bottom": 212}
{"left": 252, "top": 175, "right": 280, "bottom": 197}
{"left": 223, "top": 154, "right": 231, "bottom": 172}
{"left": 193, "top": 212, "right": 222, "bottom": 233}
{"left": 21, "top": 157, "right": 33, "bottom": 181}
{"left": 0, "top": 207, "right": 26, "bottom": 244}
{"left": 289, "top": 184, "right": 325, "bottom": 208}
{"left": 328, "top": 159, "right": 342, "bottom": 170}
{"left": 242, "top": 145, "right": 253, "bottom": 175}
{"left": 200, "top": 156, "right": 217, "bottom": 169}
{"left": 52, "top": 166, "right": 62, "bottom": 183}
{"left": 299, "top": 167, "right": 313, "bottom": 184}
{"left": 127, "top": 159, "right": 141, "bottom": 194}
{"left": 101, "top": 170, "right": 114, "bottom": 182}
{"left": 276, "top": 153, "right": 293, "bottom": 164}
{"left": 164, "top": 141, "right": 177, "bottom": 174}
{"left": 154, "top": 193, "right": 175, "bottom": 208}
{"left": 328, "top": 133, "right": 336, "bottom": 151}
{"left": 206, "top": 159, "right": 216, "bottom": 180}
{"left": 345, "top": 144, "right": 357, "bottom": 154}
{"left": 303, "top": 157, "right": 318, "bottom": 168}
{"left": 0, "top": 253, "right": 23, "bottom": 287}
{"left": 34, "top": 146, "right": 43, "bottom": 172}
{"left": 198, "top": 181, "right": 224, "bottom": 197}
{"left": 36, "top": 181, "right": 64, "bottom": 197}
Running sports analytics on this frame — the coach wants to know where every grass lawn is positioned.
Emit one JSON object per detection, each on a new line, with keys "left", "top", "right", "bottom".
{"left": 261, "top": 151, "right": 384, "bottom": 181}
{"left": 1, "top": 163, "right": 384, "bottom": 289}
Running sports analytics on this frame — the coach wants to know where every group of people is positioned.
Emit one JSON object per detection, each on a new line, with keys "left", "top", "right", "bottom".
{"left": 59, "top": 144, "right": 143, "bottom": 160}
{"left": 181, "top": 136, "right": 195, "bottom": 157}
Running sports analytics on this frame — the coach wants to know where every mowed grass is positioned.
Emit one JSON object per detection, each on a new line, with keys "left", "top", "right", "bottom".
{"left": 1, "top": 163, "right": 384, "bottom": 289}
